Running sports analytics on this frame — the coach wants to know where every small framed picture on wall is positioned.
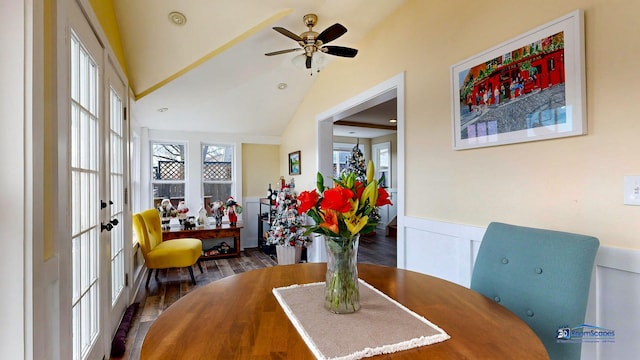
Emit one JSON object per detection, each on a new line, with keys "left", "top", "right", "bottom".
{"left": 288, "top": 151, "right": 301, "bottom": 175}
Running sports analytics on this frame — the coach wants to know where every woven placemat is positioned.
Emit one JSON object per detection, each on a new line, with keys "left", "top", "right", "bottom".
{"left": 273, "top": 279, "right": 450, "bottom": 360}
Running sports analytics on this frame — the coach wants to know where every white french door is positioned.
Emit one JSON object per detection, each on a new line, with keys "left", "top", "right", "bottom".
{"left": 70, "top": 25, "right": 103, "bottom": 360}
{"left": 104, "top": 64, "right": 131, "bottom": 340}
{"left": 106, "top": 60, "right": 129, "bottom": 341}
{"left": 68, "top": 2, "right": 129, "bottom": 359}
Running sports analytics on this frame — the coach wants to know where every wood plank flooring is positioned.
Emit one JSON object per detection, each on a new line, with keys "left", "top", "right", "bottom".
{"left": 113, "top": 231, "right": 396, "bottom": 360}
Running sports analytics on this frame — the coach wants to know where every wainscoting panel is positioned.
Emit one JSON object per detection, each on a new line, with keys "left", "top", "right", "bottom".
{"left": 403, "top": 217, "right": 485, "bottom": 287}
{"left": 405, "top": 226, "right": 471, "bottom": 286}
{"left": 400, "top": 216, "right": 639, "bottom": 359}
{"left": 584, "top": 247, "right": 640, "bottom": 360}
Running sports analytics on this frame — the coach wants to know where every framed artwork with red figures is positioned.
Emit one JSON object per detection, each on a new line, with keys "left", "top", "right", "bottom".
{"left": 451, "top": 10, "right": 586, "bottom": 150}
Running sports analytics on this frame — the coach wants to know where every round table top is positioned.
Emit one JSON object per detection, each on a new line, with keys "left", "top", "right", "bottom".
{"left": 141, "top": 263, "right": 548, "bottom": 359}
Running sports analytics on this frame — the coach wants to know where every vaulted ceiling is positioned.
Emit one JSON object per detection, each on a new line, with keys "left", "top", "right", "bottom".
{"left": 112, "top": 0, "right": 405, "bottom": 137}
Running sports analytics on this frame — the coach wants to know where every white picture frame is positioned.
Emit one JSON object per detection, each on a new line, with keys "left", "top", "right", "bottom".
{"left": 451, "top": 10, "right": 586, "bottom": 150}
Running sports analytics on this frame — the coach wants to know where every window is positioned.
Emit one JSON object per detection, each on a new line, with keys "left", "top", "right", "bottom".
{"left": 333, "top": 143, "right": 364, "bottom": 178}
{"left": 372, "top": 142, "right": 391, "bottom": 188}
{"left": 151, "top": 143, "right": 186, "bottom": 208}
{"left": 202, "top": 144, "right": 234, "bottom": 207}
{"left": 333, "top": 150, "right": 351, "bottom": 178}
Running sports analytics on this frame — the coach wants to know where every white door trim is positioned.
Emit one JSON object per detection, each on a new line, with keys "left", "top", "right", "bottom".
{"left": 315, "top": 73, "right": 405, "bottom": 265}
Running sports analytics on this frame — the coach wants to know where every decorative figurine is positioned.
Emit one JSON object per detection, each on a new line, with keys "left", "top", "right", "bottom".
{"left": 158, "top": 198, "right": 173, "bottom": 229}
{"left": 225, "top": 196, "right": 243, "bottom": 227}
{"left": 158, "top": 198, "right": 173, "bottom": 217}
{"left": 210, "top": 200, "right": 225, "bottom": 227}
{"left": 197, "top": 205, "right": 208, "bottom": 226}
{"left": 176, "top": 201, "right": 189, "bottom": 224}
{"left": 183, "top": 217, "right": 196, "bottom": 230}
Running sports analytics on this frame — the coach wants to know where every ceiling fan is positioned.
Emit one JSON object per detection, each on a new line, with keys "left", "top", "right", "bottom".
{"left": 265, "top": 14, "right": 358, "bottom": 70}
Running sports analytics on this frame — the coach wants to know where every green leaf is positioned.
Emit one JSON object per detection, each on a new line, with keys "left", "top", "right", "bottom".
{"left": 316, "top": 172, "right": 325, "bottom": 193}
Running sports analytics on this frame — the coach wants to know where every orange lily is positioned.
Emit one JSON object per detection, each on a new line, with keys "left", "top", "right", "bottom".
{"left": 319, "top": 209, "right": 340, "bottom": 235}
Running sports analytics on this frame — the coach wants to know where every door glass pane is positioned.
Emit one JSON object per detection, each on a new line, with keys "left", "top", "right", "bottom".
{"left": 109, "top": 88, "right": 125, "bottom": 304}
{"left": 70, "top": 31, "right": 100, "bottom": 360}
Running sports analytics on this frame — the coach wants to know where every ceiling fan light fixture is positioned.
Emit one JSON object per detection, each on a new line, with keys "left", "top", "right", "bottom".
{"left": 265, "top": 13, "right": 358, "bottom": 70}
{"left": 291, "top": 52, "right": 326, "bottom": 75}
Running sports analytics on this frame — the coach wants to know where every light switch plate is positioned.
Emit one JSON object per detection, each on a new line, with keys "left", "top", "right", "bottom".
{"left": 623, "top": 176, "right": 640, "bottom": 205}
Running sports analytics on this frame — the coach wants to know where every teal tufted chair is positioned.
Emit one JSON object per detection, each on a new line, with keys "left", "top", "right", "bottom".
{"left": 471, "top": 222, "right": 599, "bottom": 360}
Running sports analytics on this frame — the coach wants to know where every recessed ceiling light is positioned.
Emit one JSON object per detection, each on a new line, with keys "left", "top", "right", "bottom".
{"left": 168, "top": 11, "right": 187, "bottom": 26}
{"left": 157, "top": 107, "right": 168, "bottom": 112}
{"left": 389, "top": 118, "right": 397, "bottom": 123}
{"left": 277, "top": 83, "right": 288, "bottom": 90}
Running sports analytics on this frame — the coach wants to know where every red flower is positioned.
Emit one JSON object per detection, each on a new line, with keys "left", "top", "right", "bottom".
{"left": 376, "top": 187, "right": 393, "bottom": 207}
{"left": 354, "top": 181, "right": 365, "bottom": 200}
{"left": 297, "top": 190, "right": 319, "bottom": 214}
{"left": 321, "top": 187, "right": 354, "bottom": 213}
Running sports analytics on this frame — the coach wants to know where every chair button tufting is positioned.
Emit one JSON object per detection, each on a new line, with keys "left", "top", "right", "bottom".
{"left": 535, "top": 267, "right": 543, "bottom": 274}
{"left": 526, "top": 309, "right": 534, "bottom": 317}
{"left": 494, "top": 296, "right": 501, "bottom": 303}
{"left": 501, "top": 258, "right": 509, "bottom": 264}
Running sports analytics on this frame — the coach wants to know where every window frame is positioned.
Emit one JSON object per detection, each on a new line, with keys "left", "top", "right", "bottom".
{"left": 150, "top": 141, "right": 188, "bottom": 208}
{"left": 201, "top": 142, "right": 235, "bottom": 206}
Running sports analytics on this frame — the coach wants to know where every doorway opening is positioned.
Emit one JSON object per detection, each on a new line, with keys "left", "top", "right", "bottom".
{"left": 314, "top": 73, "right": 405, "bottom": 267}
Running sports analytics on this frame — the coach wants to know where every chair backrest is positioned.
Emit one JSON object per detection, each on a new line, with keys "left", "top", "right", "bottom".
{"left": 133, "top": 209, "right": 165, "bottom": 259}
{"left": 470, "top": 222, "right": 599, "bottom": 360}
{"left": 139, "top": 208, "right": 164, "bottom": 250}
{"left": 132, "top": 213, "right": 151, "bottom": 261}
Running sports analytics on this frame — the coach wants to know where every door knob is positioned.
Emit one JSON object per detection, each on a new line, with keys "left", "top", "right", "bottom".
{"left": 101, "top": 222, "right": 113, "bottom": 232}
{"left": 100, "top": 200, "right": 115, "bottom": 209}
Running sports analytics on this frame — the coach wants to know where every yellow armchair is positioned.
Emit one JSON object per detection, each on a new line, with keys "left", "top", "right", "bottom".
{"left": 133, "top": 209, "right": 203, "bottom": 288}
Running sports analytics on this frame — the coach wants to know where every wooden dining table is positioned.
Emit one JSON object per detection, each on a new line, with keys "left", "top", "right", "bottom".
{"left": 141, "top": 263, "right": 548, "bottom": 359}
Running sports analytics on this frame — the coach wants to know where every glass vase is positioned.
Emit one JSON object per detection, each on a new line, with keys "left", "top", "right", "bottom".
{"left": 324, "top": 234, "right": 360, "bottom": 313}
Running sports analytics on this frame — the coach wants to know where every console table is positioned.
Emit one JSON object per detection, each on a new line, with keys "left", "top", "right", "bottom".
{"left": 162, "top": 224, "right": 242, "bottom": 260}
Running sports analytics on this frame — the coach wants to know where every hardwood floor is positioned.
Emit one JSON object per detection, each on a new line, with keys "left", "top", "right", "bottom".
{"left": 114, "top": 231, "right": 396, "bottom": 360}
{"left": 358, "top": 230, "right": 397, "bottom": 268}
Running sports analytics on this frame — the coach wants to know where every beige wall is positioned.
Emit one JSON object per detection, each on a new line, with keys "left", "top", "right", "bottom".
{"left": 281, "top": 0, "right": 640, "bottom": 249}
{"left": 242, "top": 143, "right": 281, "bottom": 197}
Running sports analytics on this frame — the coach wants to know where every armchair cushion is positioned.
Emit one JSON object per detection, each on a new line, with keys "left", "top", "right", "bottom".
{"left": 145, "top": 237, "right": 202, "bottom": 269}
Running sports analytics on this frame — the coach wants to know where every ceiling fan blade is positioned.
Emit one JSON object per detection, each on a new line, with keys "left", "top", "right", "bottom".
{"left": 273, "top": 27, "right": 302, "bottom": 42}
{"left": 324, "top": 46, "right": 358, "bottom": 58}
{"left": 317, "top": 23, "right": 347, "bottom": 44}
{"left": 306, "top": 56, "right": 312, "bottom": 69}
{"left": 265, "top": 48, "right": 301, "bottom": 56}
